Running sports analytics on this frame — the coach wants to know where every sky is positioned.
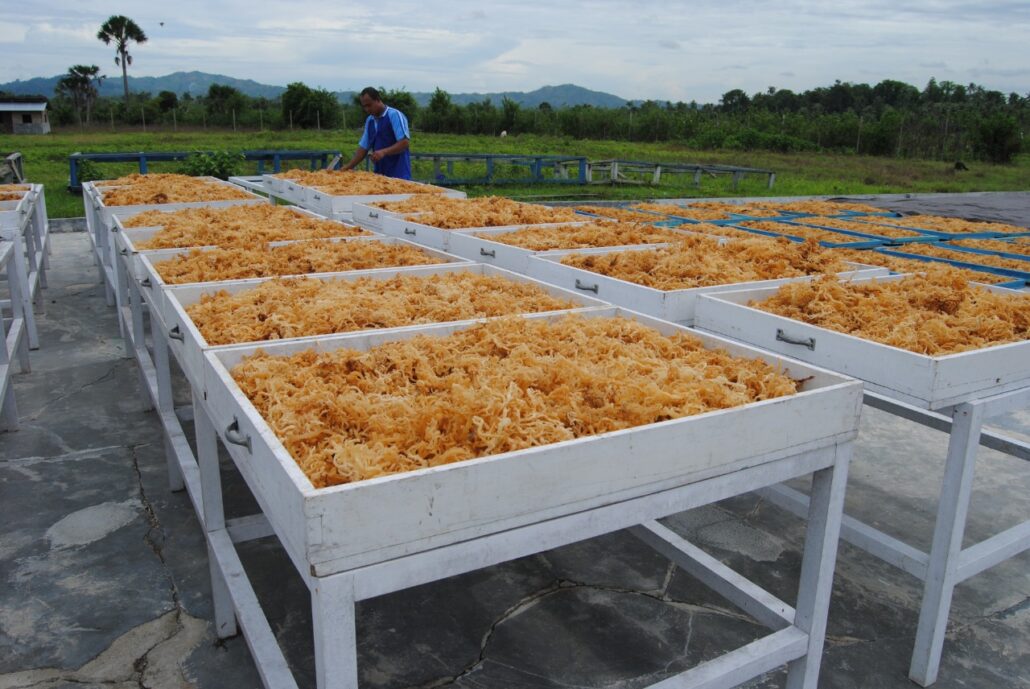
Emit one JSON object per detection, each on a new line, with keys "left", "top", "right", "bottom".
{"left": 2, "top": 1, "right": 1028, "bottom": 103}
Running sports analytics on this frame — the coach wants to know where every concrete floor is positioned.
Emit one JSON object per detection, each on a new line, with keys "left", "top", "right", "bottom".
{"left": 1, "top": 209, "right": 1029, "bottom": 689}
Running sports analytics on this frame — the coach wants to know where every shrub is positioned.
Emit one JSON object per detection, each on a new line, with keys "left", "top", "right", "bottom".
{"left": 178, "top": 151, "right": 244, "bottom": 180}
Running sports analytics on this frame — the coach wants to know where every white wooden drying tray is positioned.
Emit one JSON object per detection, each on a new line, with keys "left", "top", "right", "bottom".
{"left": 528, "top": 244, "right": 887, "bottom": 325}
{"left": 200, "top": 307, "right": 864, "bottom": 576}
{"left": 112, "top": 205, "right": 374, "bottom": 281}
{"left": 693, "top": 273, "right": 1030, "bottom": 409}
{"left": 136, "top": 236, "right": 466, "bottom": 326}
{"left": 159, "top": 263, "right": 610, "bottom": 387}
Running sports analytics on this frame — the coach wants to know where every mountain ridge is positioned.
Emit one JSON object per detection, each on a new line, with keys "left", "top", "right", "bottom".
{"left": 0, "top": 71, "right": 635, "bottom": 108}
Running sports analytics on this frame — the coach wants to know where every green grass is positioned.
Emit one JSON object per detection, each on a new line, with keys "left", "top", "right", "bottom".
{"left": 4, "top": 127, "right": 1029, "bottom": 218}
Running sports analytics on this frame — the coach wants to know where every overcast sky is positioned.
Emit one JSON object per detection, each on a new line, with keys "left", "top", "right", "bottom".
{"left": 2, "top": 1, "right": 1028, "bottom": 102}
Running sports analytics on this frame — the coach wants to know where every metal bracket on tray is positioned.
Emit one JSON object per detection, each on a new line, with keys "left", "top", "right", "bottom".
{"left": 776, "top": 328, "right": 816, "bottom": 350}
{"left": 575, "top": 279, "right": 599, "bottom": 294}
{"left": 225, "top": 417, "right": 252, "bottom": 453}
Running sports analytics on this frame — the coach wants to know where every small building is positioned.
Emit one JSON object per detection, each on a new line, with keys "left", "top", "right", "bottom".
{"left": 0, "top": 100, "right": 51, "bottom": 135}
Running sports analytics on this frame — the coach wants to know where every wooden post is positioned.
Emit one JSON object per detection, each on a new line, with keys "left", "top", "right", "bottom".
{"left": 232, "top": 108, "right": 237, "bottom": 133}
{"left": 172, "top": 108, "right": 177, "bottom": 132}
{"left": 259, "top": 109, "right": 264, "bottom": 131}
{"left": 141, "top": 106, "right": 146, "bottom": 132}
{"left": 290, "top": 110, "right": 294, "bottom": 131}
{"left": 317, "top": 110, "right": 321, "bottom": 131}
{"left": 110, "top": 109, "right": 115, "bottom": 130}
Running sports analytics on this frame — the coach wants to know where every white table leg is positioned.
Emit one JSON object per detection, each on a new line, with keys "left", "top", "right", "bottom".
{"left": 785, "top": 441, "right": 852, "bottom": 689}
{"left": 312, "top": 575, "right": 358, "bottom": 689}
{"left": 195, "top": 392, "right": 238, "bottom": 638}
{"left": 909, "top": 401, "right": 984, "bottom": 686}
{"left": 152, "top": 328, "right": 183, "bottom": 490}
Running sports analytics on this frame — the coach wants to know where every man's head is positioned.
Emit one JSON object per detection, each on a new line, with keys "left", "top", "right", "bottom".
{"left": 359, "top": 87, "right": 386, "bottom": 117}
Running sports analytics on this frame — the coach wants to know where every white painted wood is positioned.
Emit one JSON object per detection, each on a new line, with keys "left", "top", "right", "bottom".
{"left": 195, "top": 390, "right": 226, "bottom": 533}
{"left": 0, "top": 211, "right": 40, "bottom": 349}
{"left": 310, "top": 576, "right": 358, "bottom": 689}
{"left": 910, "top": 402, "right": 985, "bottom": 687}
{"left": 92, "top": 176, "right": 265, "bottom": 226}
{"left": 207, "top": 528, "right": 300, "bottom": 689}
{"left": 649, "top": 627, "right": 808, "bottom": 689}
{"left": 137, "top": 235, "right": 466, "bottom": 328}
{"left": 377, "top": 214, "right": 537, "bottom": 252}
{"left": 113, "top": 205, "right": 371, "bottom": 281}
{"left": 226, "top": 175, "right": 267, "bottom": 195}
{"left": 116, "top": 247, "right": 857, "bottom": 689}
{"left": 151, "top": 324, "right": 185, "bottom": 492}
{"left": 0, "top": 243, "right": 20, "bottom": 431}
{"left": 194, "top": 392, "right": 237, "bottom": 638}
{"left": 758, "top": 484, "right": 930, "bottom": 580}
{"left": 160, "top": 262, "right": 606, "bottom": 387}
{"left": 630, "top": 521, "right": 795, "bottom": 630}
{"left": 938, "top": 386, "right": 1030, "bottom": 421}
{"left": 529, "top": 246, "right": 886, "bottom": 325}
{"left": 695, "top": 275, "right": 1030, "bottom": 409}
{"left": 445, "top": 223, "right": 688, "bottom": 275}
{"left": 261, "top": 174, "right": 465, "bottom": 218}
{"left": 863, "top": 392, "right": 1030, "bottom": 461}
{"left": 0, "top": 239, "right": 30, "bottom": 374}
{"left": 202, "top": 308, "right": 861, "bottom": 574}
{"left": 955, "top": 520, "right": 1030, "bottom": 582}
{"left": 350, "top": 201, "right": 407, "bottom": 231}
{"left": 226, "top": 514, "right": 275, "bottom": 543}
{"left": 345, "top": 447, "right": 837, "bottom": 601}
{"left": 785, "top": 442, "right": 852, "bottom": 689}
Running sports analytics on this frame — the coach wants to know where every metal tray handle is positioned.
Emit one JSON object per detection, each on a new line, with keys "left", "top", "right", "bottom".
{"left": 404, "top": 227, "right": 417, "bottom": 235}
{"left": 224, "top": 417, "right": 252, "bottom": 453}
{"left": 480, "top": 247, "right": 496, "bottom": 258}
{"left": 368, "top": 211, "right": 379, "bottom": 219}
{"left": 140, "top": 278, "right": 152, "bottom": 288}
{"left": 575, "top": 279, "right": 599, "bottom": 294}
{"left": 776, "top": 328, "right": 816, "bottom": 350}
{"left": 168, "top": 325, "right": 184, "bottom": 341}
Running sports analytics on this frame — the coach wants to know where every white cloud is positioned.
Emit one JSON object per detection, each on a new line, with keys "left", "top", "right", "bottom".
{"left": 0, "top": 21, "right": 29, "bottom": 43}
{"left": 1, "top": 1, "right": 1028, "bottom": 101}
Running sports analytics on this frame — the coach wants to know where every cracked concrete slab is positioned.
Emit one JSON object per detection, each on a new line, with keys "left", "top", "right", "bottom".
{"left": 3, "top": 207, "right": 1029, "bottom": 689}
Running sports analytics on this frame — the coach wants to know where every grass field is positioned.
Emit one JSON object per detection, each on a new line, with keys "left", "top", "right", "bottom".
{"left": 3, "top": 127, "right": 1028, "bottom": 218}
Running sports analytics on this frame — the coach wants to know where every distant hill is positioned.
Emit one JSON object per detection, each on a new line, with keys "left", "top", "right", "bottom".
{"left": 417, "top": 84, "right": 630, "bottom": 108}
{"left": 1, "top": 72, "right": 631, "bottom": 108}
{"left": 0, "top": 71, "right": 286, "bottom": 100}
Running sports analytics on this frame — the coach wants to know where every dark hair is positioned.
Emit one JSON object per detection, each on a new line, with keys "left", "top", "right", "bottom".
{"left": 359, "top": 87, "right": 382, "bottom": 101}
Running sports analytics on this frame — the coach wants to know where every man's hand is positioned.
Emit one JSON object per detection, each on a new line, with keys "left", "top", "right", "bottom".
{"left": 370, "top": 150, "right": 386, "bottom": 163}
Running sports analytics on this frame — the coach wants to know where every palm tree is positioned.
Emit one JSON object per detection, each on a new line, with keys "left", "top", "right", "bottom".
{"left": 57, "top": 65, "right": 105, "bottom": 125}
{"left": 97, "top": 15, "right": 147, "bottom": 104}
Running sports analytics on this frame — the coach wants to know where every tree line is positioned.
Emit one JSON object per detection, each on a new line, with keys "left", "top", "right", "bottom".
{"left": 24, "top": 12, "right": 1029, "bottom": 164}
{"left": 39, "top": 77, "right": 1026, "bottom": 164}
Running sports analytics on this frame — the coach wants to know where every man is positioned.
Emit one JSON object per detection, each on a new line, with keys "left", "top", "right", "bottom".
{"left": 341, "top": 87, "right": 412, "bottom": 179}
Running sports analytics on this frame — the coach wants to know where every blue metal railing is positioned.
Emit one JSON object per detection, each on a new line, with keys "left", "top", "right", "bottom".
{"left": 407, "top": 153, "right": 588, "bottom": 185}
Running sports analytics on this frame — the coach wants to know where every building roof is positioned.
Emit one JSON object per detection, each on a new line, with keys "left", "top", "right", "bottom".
{"left": 0, "top": 102, "right": 48, "bottom": 112}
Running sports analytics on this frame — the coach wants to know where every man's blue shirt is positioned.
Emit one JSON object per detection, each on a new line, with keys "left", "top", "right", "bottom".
{"left": 358, "top": 106, "right": 412, "bottom": 179}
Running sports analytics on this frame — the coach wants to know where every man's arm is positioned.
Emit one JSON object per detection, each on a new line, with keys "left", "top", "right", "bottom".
{"left": 370, "top": 138, "right": 409, "bottom": 162}
{"left": 341, "top": 146, "right": 368, "bottom": 171}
